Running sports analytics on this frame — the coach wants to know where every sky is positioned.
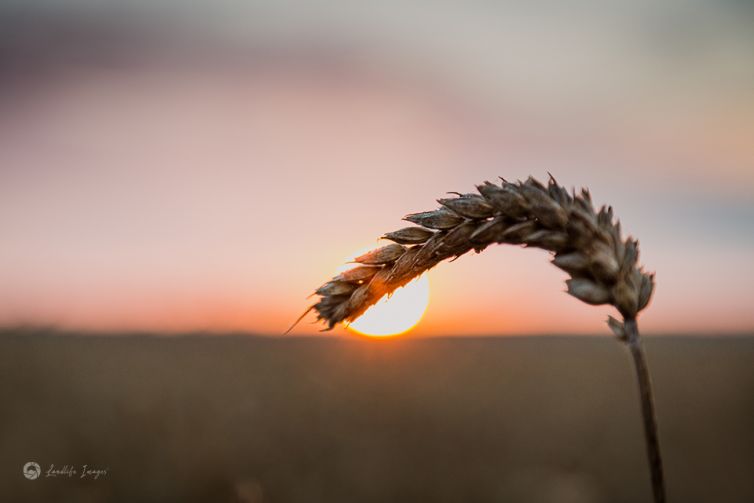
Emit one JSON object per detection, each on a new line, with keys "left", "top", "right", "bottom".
{"left": 0, "top": 0, "right": 753, "bottom": 335}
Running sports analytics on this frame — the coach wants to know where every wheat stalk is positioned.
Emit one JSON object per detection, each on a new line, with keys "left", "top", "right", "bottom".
{"left": 294, "top": 174, "right": 665, "bottom": 502}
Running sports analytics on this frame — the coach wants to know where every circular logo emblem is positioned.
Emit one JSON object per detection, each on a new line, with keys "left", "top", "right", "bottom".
{"left": 23, "top": 462, "right": 41, "bottom": 480}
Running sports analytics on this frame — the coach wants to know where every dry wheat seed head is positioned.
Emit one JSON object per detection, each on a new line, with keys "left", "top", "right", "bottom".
{"left": 296, "top": 175, "right": 654, "bottom": 335}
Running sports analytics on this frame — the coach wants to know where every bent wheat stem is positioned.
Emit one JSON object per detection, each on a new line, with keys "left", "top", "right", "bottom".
{"left": 295, "top": 175, "right": 665, "bottom": 502}
{"left": 625, "top": 318, "right": 666, "bottom": 503}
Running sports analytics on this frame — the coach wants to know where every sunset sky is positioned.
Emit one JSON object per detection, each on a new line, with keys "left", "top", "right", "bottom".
{"left": 1, "top": 0, "right": 753, "bottom": 335}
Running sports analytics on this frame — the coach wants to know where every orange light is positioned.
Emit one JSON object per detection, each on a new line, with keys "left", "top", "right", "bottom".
{"left": 347, "top": 275, "right": 430, "bottom": 337}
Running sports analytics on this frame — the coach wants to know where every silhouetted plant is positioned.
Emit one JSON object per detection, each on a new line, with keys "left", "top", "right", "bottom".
{"left": 296, "top": 175, "right": 665, "bottom": 503}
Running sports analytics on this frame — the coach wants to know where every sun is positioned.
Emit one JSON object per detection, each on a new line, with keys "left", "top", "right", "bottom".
{"left": 347, "top": 275, "right": 430, "bottom": 337}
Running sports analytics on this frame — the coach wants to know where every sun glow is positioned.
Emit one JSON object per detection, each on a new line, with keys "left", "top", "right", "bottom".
{"left": 347, "top": 275, "right": 430, "bottom": 337}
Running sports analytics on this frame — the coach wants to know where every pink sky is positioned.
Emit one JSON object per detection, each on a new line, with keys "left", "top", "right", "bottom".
{"left": 1, "top": 1, "right": 753, "bottom": 335}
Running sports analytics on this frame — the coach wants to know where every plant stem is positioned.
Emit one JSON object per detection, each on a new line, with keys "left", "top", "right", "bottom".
{"left": 623, "top": 317, "right": 666, "bottom": 503}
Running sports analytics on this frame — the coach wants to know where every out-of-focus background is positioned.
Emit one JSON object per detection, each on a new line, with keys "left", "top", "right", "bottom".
{"left": 1, "top": 331, "right": 753, "bottom": 503}
{"left": 1, "top": 0, "right": 753, "bottom": 335}
{"left": 2, "top": 2, "right": 754, "bottom": 502}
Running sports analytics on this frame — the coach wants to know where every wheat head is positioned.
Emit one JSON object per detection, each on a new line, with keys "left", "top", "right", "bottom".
{"left": 297, "top": 175, "right": 654, "bottom": 336}
{"left": 295, "top": 174, "right": 665, "bottom": 501}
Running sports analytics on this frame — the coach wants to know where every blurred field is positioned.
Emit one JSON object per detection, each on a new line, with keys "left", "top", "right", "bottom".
{"left": 0, "top": 331, "right": 752, "bottom": 502}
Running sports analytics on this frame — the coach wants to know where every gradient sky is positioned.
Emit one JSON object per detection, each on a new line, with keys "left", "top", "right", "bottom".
{"left": 1, "top": 0, "right": 753, "bottom": 335}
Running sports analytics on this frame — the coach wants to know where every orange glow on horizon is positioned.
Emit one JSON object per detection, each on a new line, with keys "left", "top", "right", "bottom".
{"left": 0, "top": 49, "right": 752, "bottom": 336}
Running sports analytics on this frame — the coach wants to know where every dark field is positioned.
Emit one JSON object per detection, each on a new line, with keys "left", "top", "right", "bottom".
{"left": 1, "top": 332, "right": 752, "bottom": 502}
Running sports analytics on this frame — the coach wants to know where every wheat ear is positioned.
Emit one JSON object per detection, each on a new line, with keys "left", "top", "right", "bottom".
{"left": 296, "top": 174, "right": 665, "bottom": 503}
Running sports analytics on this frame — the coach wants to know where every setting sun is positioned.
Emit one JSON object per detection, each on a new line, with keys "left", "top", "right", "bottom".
{"left": 347, "top": 275, "right": 430, "bottom": 337}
